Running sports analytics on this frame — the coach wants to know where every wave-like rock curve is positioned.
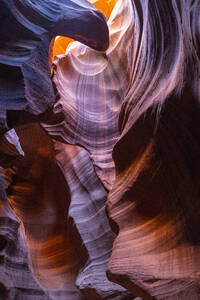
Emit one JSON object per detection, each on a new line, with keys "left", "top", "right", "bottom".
{"left": 0, "top": 0, "right": 109, "bottom": 131}
{"left": 43, "top": 0, "right": 200, "bottom": 298}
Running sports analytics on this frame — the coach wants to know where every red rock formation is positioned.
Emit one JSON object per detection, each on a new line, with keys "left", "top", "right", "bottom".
{"left": 43, "top": 0, "right": 200, "bottom": 298}
{"left": 106, "top": 0, "right": 200, "bottom": 299}
{"left": 0, "top": 0, "right": 200, "bottom": 299}
{"left": 3, "top": 123, "right": 87, "bottom": 299}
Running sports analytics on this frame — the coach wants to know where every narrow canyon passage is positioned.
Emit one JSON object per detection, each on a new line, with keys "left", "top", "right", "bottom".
{"left": 0, "top": 0, "right": 200, "bottom": 299}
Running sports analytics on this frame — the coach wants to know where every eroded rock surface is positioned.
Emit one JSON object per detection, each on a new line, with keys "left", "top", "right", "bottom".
{"left": 0, "top": 0, "right": 200, "bottom": 299}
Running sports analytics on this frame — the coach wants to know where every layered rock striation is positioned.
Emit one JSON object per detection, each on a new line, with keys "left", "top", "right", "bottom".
{"left": 0, "top": 0, "right": 200, "bottom": 299}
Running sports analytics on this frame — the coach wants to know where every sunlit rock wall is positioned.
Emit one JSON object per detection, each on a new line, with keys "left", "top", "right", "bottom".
{"left": 0, "top": 0, "right": 200, "bottom": 299}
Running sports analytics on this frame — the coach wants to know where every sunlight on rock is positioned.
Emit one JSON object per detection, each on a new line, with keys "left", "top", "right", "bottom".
{"left": 52, "top": 0, "right": 118, "bottom": 62}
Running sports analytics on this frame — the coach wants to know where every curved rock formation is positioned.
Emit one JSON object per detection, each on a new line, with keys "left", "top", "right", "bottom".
{"left": 0, "top": 130, "right": 50, "bottom": 300}
{"left": 106, "top": 0, "right": 200, "bottom": 299}
{"left": 107, "top": 91, "right": 200, "bottom": 300}
{"left": 42, "top": 0, "right": 134, "bottom": 190}
{"left": 52, "top": 0, "right": 118, "bottom": 61}
{"left": 43, "top": 0, "right": 200, "bottom": 298}
{"left": 0, "top": 0, "right": 200, "bottom": 299}
{"left": 42, "top": 2, "right": 135, "bottom": 296}
{"left": 0, "top": 0, "right": 109, "bottom": 132}
{"left": 3, "top": 123, "right": 87, "bottom": 299}
{"left": 0, "top": 1, "right": 110, "bottom": 299}
{"left": 53, "top": 141, "right": 131, "bottom": 299}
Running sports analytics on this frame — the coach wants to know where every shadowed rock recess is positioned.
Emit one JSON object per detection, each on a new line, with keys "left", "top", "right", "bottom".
{"left": 0, "top": 0, "right": 200, "bottom": 299}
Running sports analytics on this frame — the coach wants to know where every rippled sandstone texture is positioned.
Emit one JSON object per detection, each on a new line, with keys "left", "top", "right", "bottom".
{"left": 1, "top": 0, "right": 200, "bottom": 299}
